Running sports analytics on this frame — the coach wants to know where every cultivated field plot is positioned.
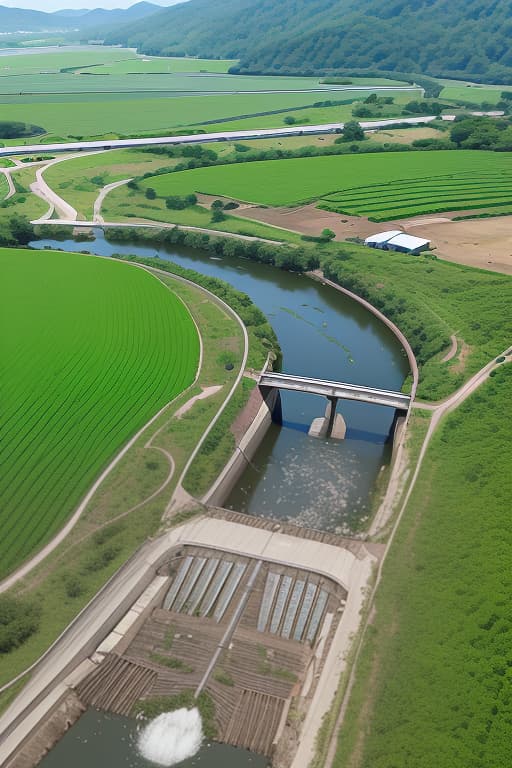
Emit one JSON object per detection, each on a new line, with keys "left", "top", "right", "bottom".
{"left": 0, "top": 92, "right": 332, "bottom": 139}
{"left": 74, "top": 56, "right": 238, "bottom": 75}
{"left": 0, "top": 249, "right": 199, "bottom": 579}
{"left": 439, "top": 84, "right": 511, "bottom": 105}
{"left": 0, "top": 47, "right": 421, "bottom": 140}
{"left": 145, "top": 151, "right": 512, "bottom": 219}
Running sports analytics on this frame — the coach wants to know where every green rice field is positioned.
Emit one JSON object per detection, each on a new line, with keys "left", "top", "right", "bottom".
{"left": 0, "top": 248, "right": 199, "bottom": 578}
{"left": 145, "top": 150, "right": 512, "bottom": 219}
{"left": 0, "top": 92, "right": 331, "bottom": 139}
{"left": 0, "top": 46, "right": 421, "bottom": 140}
{"left": 440, "top": 85, "right": 511, "bottom": 105}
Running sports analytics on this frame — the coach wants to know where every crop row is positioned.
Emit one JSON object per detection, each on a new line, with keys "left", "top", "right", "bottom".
{"left": 0, "top": 250, "right": 199, "bottom": 578}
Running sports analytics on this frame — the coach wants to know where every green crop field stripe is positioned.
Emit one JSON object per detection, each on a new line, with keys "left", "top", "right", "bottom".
{"left": 2, "top": 274, "right": 192, "bottom": 537}
{"left": 144, "top": 150, "right": 512, "bottom": 212}
{"left": 0, "top": 249, "right": 199, "bottom": 577}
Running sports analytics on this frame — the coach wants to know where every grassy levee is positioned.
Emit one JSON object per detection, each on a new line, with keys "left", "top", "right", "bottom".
{"left": 143, "top": 151, "right": 512, "bottom": 219}
{"left": 183, "top": 376, "right": 256, "bottom": 497}
{"left": 0, "top": 249, "right": 198, "bottom": 579}
{"left": 332, "top": 363, "right": 512, "bottom": 768}
{"left": 320, "top": 245, "right": 512, "bottom": 400}
{"left": 0, "top": 264, "right": 276, "bottom": 696}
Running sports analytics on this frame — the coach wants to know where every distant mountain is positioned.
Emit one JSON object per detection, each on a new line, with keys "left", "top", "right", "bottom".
{"left": 102, "top": 0, "right": 512, "bottom": 83}
{"left": 0, "top": 3, "right": 162, "bottom": 34}
{"left": 52, "top": 9, "right": 90, "bottom": 18}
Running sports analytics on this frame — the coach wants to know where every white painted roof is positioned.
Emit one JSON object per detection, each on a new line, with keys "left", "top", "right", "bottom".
{"left": 387, "top": 233, "right": 430, "bottom": 250}
{"left": 364, "top": 230, "right": 402, "bottom": 245}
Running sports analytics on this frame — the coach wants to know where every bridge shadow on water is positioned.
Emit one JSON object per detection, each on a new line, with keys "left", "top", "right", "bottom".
{"left": 281, "top": 419, "right": 387, "bottom": 444}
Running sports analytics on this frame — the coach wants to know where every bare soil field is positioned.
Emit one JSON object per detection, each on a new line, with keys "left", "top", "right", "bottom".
{"left": 220, "top": 199, "right": 375, "bottom": 240}
{"left": 222, "top": 197, "right": 512, "bottom": 275}
{"left": 368, "top": 126, "right": 444, "bottom": 144}
{"left": 399, "top": 215, "right": 512, "bottom": 275}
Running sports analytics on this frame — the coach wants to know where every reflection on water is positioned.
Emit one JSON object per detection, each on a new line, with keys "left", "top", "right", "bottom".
{"left": 39, "top": 710, "right": 268, "bottom": 768}
{"left": 31, "top": 233, "right": 409, "bottom": 532}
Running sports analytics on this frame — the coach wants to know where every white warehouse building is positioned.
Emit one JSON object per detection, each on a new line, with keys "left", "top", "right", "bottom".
{"left": 364, "top": 230, "right": 430, "bottom": 254}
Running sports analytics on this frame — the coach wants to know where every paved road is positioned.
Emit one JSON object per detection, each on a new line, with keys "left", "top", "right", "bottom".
{"left": 0, "top": 116, "right": 436, "bottom": 156}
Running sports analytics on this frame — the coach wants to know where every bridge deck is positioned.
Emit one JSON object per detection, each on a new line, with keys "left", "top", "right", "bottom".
{"left": 259, "top": 372, "right": 410, "bottom": 410}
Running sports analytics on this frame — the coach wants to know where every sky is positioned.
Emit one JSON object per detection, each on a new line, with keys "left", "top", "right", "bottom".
{"left": 1, "top": 0, "right": 181, "bottom": 11}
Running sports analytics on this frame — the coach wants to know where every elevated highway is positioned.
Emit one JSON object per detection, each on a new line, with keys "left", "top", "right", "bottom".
{"left": 0, "top": 116, "right": 436, "bottom": 157}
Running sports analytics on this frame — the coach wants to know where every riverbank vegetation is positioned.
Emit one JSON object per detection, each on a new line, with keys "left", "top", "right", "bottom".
{"left": 105, "top": 225, "right": 512, "bottom": 401}
{"left": 333, "top": 362, "right": 512, "bottom": 768}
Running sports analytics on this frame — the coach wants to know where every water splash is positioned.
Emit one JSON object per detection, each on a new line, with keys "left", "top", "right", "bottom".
{"left": 137, "top": 708, "right": 203, "bottom": 767}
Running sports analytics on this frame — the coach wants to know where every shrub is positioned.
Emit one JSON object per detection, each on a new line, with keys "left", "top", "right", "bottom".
{"left": 0, "top": 595, "right": 41, "bottom": 653}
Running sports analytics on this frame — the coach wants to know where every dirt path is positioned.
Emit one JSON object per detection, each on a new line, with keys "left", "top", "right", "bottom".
{"left": 1, "top": 168, "right": 16, "bottom": 200}
{"left": 93, "top": 178, "right": 132, "bottom": 224}
{"left": 326, "top": 347, "right": 512, "bottom": 767}
{"left": 441, "top": 334, "right": 458, "bottom": 363}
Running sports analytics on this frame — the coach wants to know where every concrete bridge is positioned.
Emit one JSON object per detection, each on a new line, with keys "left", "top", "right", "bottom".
{"left": 258, "top": 372, "right": 410, "bottom": 439}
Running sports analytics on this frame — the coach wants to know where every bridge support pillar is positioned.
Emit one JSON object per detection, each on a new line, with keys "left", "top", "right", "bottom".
{"left": 308, "top": 397, "right": 346, "bottom": 440}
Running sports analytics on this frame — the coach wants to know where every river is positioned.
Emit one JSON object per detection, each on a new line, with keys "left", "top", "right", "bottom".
{"left": 32, "top": 231, "right": 409, "bottom": 533}
{"left": 32, "top": 230, "right": 408, "bottom": 767}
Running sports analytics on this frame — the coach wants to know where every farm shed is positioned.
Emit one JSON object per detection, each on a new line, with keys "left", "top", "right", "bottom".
{"left": 386, "top": 233, "right": 430, "bottom": 254}
{"left": 364, "top": 231, "right": 402, "bottom": 249}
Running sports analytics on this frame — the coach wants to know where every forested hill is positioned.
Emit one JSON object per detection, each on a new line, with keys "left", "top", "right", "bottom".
{"left": 103, "top": 0, "right": 512, "bottom": 83}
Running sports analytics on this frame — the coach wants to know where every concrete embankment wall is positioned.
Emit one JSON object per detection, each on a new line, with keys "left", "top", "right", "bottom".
{"left": 203, "top": 387, "right": 280, "bottom": 508}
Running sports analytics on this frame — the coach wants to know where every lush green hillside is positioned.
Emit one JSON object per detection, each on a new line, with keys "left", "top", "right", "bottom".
{"left": 104, "top": 0, "right": 512, "bottom": 83}
{"left": 0, "top": 249, "right": 198, "bottom": 579}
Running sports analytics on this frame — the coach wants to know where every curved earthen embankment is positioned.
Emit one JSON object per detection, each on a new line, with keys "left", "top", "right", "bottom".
{"left": 307, "top": 270, "right": 419, "bottom": 538}
{"left": 308, "top": 270, "right": 418, "bottom": 399}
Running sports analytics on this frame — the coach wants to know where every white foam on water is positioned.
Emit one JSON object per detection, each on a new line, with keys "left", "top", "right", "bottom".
{"left": 137, "top": 708, "right": 203, "bottom": 767}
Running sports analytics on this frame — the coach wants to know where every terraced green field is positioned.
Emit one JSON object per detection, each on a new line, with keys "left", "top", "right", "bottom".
{"left": 145, "top": 150, "right": 512, "bottom": 219}
{"left": 0, "top": 249, "right": 199, "bottom": 579}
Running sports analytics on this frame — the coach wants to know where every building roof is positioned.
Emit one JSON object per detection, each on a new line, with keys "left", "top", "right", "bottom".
{"left": 387, "top": 233, "right": 430, "bottom": 251}
{"left": 364, "top": 230, "right": 402, "bottom": 245}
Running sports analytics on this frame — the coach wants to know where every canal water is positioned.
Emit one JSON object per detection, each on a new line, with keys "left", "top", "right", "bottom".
{"left": 39, "top": 709, "right": 268, "bottom": 768}
{"left": 31, "top": 232, "right": 409, "bottom": 534}
{"left": 31, "top": 231, "right": 408, "bottom": 767}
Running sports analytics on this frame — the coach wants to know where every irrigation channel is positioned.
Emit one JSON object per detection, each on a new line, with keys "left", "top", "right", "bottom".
{"left": 31, "top": 231, "right": 409, "bottom": 768}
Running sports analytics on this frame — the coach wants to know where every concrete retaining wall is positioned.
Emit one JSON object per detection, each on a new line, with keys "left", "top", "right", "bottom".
{"left": 203, "top": 387, "right": 280, "bottom": 508}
